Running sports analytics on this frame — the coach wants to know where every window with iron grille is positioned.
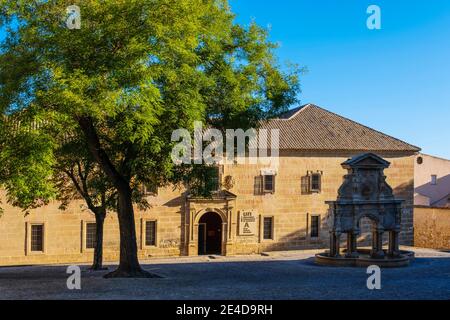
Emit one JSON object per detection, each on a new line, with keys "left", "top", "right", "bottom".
{"left": 145, "top": 221, "right": 157, "bottom": 246}
{"left": 263, "top": 175, "right": 275, "bottom": 193}
{"left": 302, "top": 172, "right": 322, "bottom": 194}
{"left": 31, "top": 224, "right": 44, "bottom": 252}
{"left": 311, "top": 173, "right": 321, "bottom": 192}
{"left": 263, "top": 217, "right": 274, "bottom": 240}
{"left": 86, "top": 223, "right": 96, "bottom": 249}
{"left": 311, "top": 215, "right": 320, "bottom": 238}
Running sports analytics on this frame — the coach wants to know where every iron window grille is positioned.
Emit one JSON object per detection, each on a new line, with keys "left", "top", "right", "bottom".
{"left": 31, "top": 224, "right": 44, "bottom": 252}
{"left": 145, "top": 221, "right": 157, "bottom": 247}
{"left": 86, "top": 223, "right": 96, "bottom": 249}
{"left": 310, "top": 215, "right": 320, "bottom": 238}
{"left": 302, "top": 171, "right": 323, "bottom": 194}
{"left": 263, "top": 217, "right": 274, "bottom": 240}
{"left": 263, "top": 175, "right": 275, "bottom": 193}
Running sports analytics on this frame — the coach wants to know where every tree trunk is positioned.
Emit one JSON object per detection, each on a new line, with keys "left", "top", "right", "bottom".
{"left": 104, "top": 187, "right": 160, "bottom": 278}
{"left": 90, "top": 211, "right": 107, "bottom": 271}
{"left": 77, "top": 117, "right": 160, "bottom": 278}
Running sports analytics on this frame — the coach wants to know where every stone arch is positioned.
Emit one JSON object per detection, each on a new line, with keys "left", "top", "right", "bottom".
{"left": 356, "top": 213, "right": 380, "bottom": 230}
{"left": 194, "top": 208, "right": 228, "bottom": 225}
{"left": 192, "top": 208, "right": 228, "bottom": 256}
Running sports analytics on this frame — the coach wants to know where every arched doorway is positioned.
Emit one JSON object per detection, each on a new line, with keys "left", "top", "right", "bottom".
{"left": 198, "top": 212, "right": 223, "bottom": 255}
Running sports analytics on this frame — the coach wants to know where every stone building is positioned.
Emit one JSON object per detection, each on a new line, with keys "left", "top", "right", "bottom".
{"left": 414, "top": 153, "right": 450, "bottom": 207}
{"left": 414, "top": 153, "right": 450, "bottom": 250}
{"left": 0, "top": 104, "right": 420, "bottom": 266}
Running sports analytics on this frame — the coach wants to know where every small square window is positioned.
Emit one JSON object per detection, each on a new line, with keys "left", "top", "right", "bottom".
{"left": 263, "top": 175, "right": 275, "bottom": 193}
{"left": 263, "top": 217, "right": 274, "bottom": 240}
{"left": 310, "top": 216, "right": 320, "bottom": 238}
{"left": 86, "top": 223, "right": 96, "bottom": 249}
{"left": 145, "top": 221, "right": 157, "bottom": 247}
{"left": 431, "top": 175, "right": 438, "bottom": 185}
{"left": 31, "top": 224, "right": 44, "bottom": 252}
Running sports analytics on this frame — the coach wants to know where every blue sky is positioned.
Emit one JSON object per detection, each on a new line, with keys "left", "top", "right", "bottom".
{"left": 231, "top": 0, "right": 450, "bottom": 159}
{"left": 1, "top": 1, "right": 449, "bottom": 158}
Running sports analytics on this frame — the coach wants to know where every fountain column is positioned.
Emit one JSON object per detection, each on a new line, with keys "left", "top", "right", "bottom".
{"left": 371, "top": 229, "right": 385, "bottom": 259}
{"left": 345, "top": 232, "right": 359, "bottom": 258}
{"left": 329, "top": 232, "right": 341, "bottom": 257}
{"left": 388, "top": 231, "right": 400, "bottom": 257}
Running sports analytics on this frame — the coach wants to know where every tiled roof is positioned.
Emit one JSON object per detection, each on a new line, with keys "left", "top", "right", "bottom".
{"left": 260, "top": 104, "right": 421, "bottom": 152}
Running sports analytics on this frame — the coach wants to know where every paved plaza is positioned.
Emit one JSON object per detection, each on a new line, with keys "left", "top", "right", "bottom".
{"left": 0, "top": 248, "right": 449, "bottom": 300}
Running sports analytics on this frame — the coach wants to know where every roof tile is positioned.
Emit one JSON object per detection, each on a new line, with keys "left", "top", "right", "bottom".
{"left": 260, "top": 104, "right": 420, "bottom": 152}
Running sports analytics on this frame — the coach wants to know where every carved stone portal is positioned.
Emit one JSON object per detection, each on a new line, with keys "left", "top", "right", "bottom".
{"left": 316, "top": 153, "right": 414, "bottom": 268}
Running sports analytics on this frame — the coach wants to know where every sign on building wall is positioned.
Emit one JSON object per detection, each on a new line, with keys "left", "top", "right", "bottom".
{"left": 239, "top": 211, "right": 258, "bottom": 236}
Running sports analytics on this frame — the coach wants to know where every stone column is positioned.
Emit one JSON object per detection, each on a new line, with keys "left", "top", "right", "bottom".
{"left": 187, "top": 208, "right": 197, "bottom": 256}
{"left": 371, "top": 229, "right": 385, "bottom": 259}
{"left": 329, "top": 232, "right": 341, "bottom": 257}
{"left": 221, "top": 222, "right": 227, "bottom": 256}
{"left": 345, "top": 232, "right": 359, "bottom": 258}
{"left": 329, "top": 232, "right": 336, "bottom": 257}
{"left": 228, "top": 208, "right": 233, "bottom": 242}
{"left": 388, "top": 231, "right": 400, "bottom": 257}
{"left": 335, "top": 233, "right": 342, "bottom": 257}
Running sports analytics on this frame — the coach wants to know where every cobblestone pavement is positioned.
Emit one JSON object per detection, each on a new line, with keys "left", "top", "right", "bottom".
{"left": 0, "top": 248, "right": 449, "bottom": 300}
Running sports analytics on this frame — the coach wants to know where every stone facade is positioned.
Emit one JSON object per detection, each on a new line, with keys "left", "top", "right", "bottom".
{"left": 224, "top": 150, "right": 415, "bottom": 254}
{"left": 414, "top": 206, "right": 450, "bottom": 250}
{"left": 0, "top": 150, "right": 416, "bottom": 266}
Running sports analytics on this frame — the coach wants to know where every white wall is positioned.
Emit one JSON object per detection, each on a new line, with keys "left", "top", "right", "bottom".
{"left": 415, "top": 154, "right": 450, "bottom": 207}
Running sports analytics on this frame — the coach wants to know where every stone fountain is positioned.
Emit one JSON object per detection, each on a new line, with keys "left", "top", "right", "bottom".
{"left": 315, "top": 153, "right": 414, "bottom": 268}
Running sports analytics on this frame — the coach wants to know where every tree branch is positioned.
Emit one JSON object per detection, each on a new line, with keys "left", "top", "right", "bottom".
{"left": 76, "top": 116, "right": 130, "bottom": 193}
{"left": 63, "top": 167, "right": 96, "bottom": 213}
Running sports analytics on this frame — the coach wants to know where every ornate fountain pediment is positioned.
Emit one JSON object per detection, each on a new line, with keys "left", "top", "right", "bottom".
{"left": 337, "top": 153, "right": 395, "bottom": 202}
{"left": 342, "top": 153, "right": 390, "bottom": 169}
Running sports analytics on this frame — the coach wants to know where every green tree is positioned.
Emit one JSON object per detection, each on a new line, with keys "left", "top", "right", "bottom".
{"left": 53, "top": 132, "right": 116, "bottom": 271}
{"left": 0, "top": 113, "right": 115, "bottom": 270}
{"left": 0, "top": 0, "right": 299, "bottom": 278}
